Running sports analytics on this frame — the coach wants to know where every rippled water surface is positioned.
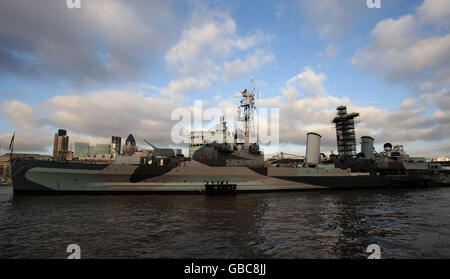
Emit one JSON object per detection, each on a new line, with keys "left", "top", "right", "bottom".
{"left": 1, "top": 186, "right": 449, "bottom": 258}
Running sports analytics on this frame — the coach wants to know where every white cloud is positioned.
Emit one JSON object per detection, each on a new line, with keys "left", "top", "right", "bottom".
{"left": 0, "top": 132, "right": 52, "bottom": 153}
{"left": 160, "top": 77, "right": 211, "bottom": 99}
{"left": 223, "top": 50, "right": 274, "bottom": 80}
{"left": 1, "top": 100, "right": 43, "bottom": 129}
{"left": 43, "top": 90, "right": 180, "bottom": 143}
{"left": 416, "top": 0, "right": 450, "bottom": 26}
{"left": 284, "top": 67, "right": 328, "bottom": 98}
{"left": 163, "top": 3, "right": 273, "bottom": 97}
{"left": 0, "top": 0, "right": 177, "bottom": 85}
{"left": 165, "top": 8, "right": 270, "bottom": 77}
{"left": 352, "top": 4, "right": 450, "bottom": 84}
{"left": 433, "top": 110, "right": 450, "bottom": 124}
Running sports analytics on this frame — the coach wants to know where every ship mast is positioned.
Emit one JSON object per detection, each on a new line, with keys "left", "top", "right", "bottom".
{"left": 238, "top": 80, "right": 256, "bottom": 146}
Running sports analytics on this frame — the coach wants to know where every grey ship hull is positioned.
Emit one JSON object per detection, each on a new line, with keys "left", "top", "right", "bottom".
{"left": 11, "top": 158, "right": 447, "bottom": 195}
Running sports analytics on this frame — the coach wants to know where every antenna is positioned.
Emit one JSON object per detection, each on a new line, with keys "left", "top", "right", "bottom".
{"left": 252, "top": 79, "right": 261, "bottom": 143}
{"left": 9, "top": 132, "right": 15, "bottom": 160}
{"left": 250, "top": 78, "right": 262, "bottom": 100}
{"left": 143, "top": 139, "right": 159, "bottom": 150}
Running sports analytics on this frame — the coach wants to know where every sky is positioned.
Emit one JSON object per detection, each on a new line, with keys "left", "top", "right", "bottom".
{"left": 0, "top": 0, "right": 449, "bottom": 158}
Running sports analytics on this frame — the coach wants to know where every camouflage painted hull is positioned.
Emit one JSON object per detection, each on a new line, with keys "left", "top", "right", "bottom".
{"left": 10, "top": 158, "right": 413, "bottom": 195}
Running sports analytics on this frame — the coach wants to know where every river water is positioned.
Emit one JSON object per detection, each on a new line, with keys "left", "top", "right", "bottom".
{"left": 0, "top": 186, "right": 449, "bottom": 259}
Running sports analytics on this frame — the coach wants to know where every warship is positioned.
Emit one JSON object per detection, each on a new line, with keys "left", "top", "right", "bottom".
{"left": 10, "top": 87, "right": 450, "bottom": 195}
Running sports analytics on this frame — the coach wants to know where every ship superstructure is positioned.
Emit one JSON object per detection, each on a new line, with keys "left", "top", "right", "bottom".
{"left": 188, "top": 86, "right": 263, "bottom": 167}
{"left": 332, "top": 106, "right": 359, "bottom": 158}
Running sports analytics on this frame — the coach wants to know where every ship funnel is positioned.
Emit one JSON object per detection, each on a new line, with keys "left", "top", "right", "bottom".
{"left": 383, "top": 142, "right": 392, "bottom": 152}
{"left": 306, "top": 132, "right": 321, "bottom": 165}
{"left": 361, "top": 136, "right": 374, "bottom": 160}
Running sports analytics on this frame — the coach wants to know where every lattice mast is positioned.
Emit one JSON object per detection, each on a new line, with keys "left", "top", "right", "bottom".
{"left": 238, "top": 80, "right": 257, "bottom": 146}
{"left": 332, "top": 106, "right": 360, "bottom": 158}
